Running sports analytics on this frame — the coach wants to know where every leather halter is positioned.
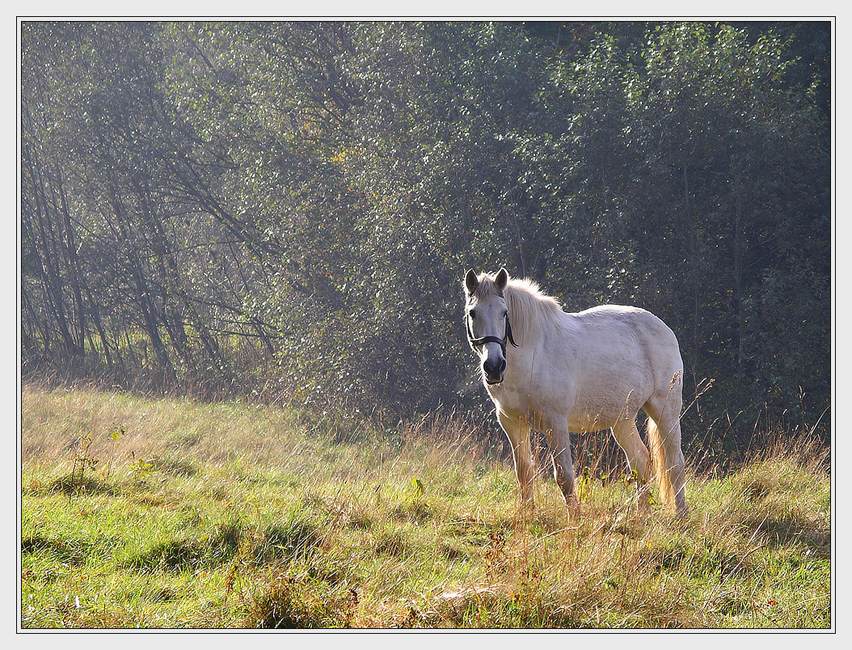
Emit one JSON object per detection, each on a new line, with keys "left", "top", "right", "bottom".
{"left": 465, "top": 310, "right": 518, "bottom": 355}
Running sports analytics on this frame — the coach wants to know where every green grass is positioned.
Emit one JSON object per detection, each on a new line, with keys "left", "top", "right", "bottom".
{"left": 21, "top": 385, "right": 830, "bottom": 629}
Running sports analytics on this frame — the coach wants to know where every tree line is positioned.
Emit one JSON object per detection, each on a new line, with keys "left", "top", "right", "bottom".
{"left": 21, "top": 21, "right": 831, "bottom": 450}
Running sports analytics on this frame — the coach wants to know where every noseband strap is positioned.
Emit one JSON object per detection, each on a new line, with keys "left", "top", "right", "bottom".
{"left": 466, "top": 312, "right": 518, "bottom": 354}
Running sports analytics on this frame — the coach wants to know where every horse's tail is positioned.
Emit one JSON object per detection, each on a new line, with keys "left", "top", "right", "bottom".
{"left": 646, "top": 415, "right": 677, "bottom": 509}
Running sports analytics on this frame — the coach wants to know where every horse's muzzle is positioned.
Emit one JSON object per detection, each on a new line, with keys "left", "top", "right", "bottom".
{"left": 483, "top": 358, "right": 506, "bottom": 385}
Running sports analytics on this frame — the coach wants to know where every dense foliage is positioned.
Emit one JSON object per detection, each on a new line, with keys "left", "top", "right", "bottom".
{"left": 21, "top": 21, "right": 831, "bottom": 447}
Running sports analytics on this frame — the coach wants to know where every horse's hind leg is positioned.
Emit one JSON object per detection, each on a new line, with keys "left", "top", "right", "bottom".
{"left": 497, "top": 410, "right": 534, "bottom": 509}
{"left": 545, "top": 422, "right": 580, "bottom": 517}
{"left": 611, "top": 417, "right": 652, "bottom": 514}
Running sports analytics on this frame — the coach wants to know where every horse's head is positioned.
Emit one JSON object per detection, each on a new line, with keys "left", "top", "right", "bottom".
{"left": 463, "top": 267, "right": 517, "bottom": 385}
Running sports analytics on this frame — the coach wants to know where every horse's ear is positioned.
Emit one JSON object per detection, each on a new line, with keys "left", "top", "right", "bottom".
{"left": 495, "top": 267, "right": 509, "bottom": 292}
{"left": 464, "top": 268, "right": 479, "bottom": 295}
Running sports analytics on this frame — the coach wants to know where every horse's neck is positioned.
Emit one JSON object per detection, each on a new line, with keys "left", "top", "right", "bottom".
{"left": 505, "top": 310, "right": 546, "bottom": 373}
{"left": 513, "top": 303, "right": 561, "bottom": 347}
{"left": 508, "top": 308, "right": 574, "bottom": 372}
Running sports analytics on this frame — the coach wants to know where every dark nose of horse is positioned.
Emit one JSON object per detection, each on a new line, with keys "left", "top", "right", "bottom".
{"left": 483, "top": 357, "right": 506, "bottom": 377}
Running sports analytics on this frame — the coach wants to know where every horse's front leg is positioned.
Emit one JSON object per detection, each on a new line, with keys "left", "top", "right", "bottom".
{"left": 545, "top": 421, "right": 580, "bottom": 517}
{"left": 497, "top": 410, "right": 534, "bottom": 509}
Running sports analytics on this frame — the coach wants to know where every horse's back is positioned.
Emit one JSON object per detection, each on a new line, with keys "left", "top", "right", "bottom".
{"left": 572, "top": 304, "right": 682, "bottom": 371}
{"left": 562, "top": 305, "right": 682, "bottom": 422}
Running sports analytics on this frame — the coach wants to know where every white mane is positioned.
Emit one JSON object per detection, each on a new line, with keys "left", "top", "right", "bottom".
{"left": 473, "top": 273, "right": 563, "bottom": 345}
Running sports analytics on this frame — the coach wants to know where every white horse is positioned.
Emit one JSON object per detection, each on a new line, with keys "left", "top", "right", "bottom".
{"left": 463, "top": 268, "right": 687, "bottom": 517}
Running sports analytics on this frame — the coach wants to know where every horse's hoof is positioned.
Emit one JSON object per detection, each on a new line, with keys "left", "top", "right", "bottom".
{"left": 567, "top": 499, "right": 581, "bottom": 519}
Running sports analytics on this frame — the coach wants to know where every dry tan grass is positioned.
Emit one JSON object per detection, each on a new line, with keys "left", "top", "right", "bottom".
{"left": 23, "top": 383, "right": 323, "bottom": 468}
{"left": 21, "top": 384, "right": 831, "bottom": 629}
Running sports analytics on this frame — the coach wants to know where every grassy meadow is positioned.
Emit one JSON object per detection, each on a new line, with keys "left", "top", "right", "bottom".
{"left": 20, "top": 384, "right": 831, "bottom": 629}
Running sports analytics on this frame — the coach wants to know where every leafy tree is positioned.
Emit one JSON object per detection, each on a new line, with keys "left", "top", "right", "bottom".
{"left": 21, "top": 21, "right": 831, "bottom": 447}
